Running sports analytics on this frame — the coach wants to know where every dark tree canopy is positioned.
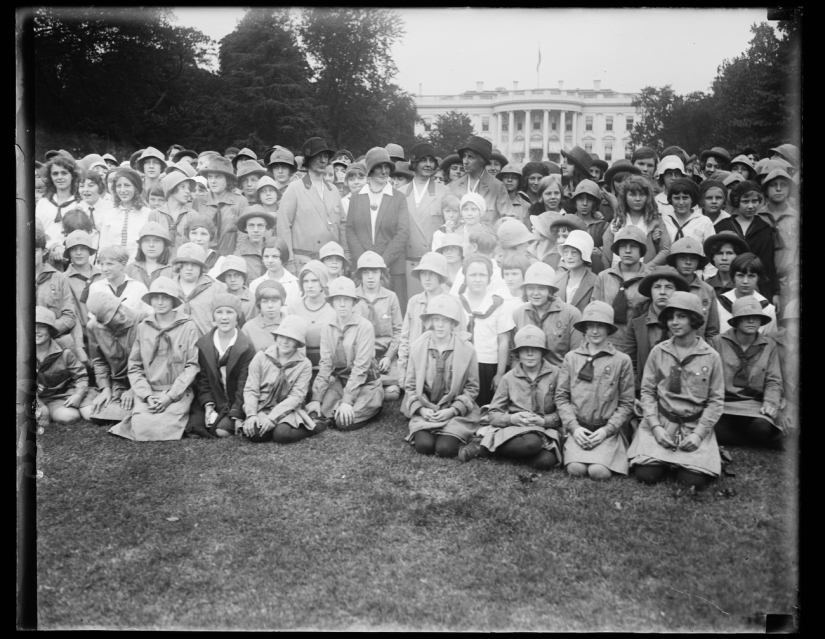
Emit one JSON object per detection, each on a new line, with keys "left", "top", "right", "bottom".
{"left": 426, "top": 111, "right": 476, "bottom": 158}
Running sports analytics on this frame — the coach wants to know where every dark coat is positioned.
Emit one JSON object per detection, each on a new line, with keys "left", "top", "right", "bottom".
{"left": 346, "top": 187, "right": 410, "bottom": 276}
{"left": 713, "top": 215, "right": 778, "bottom": 298}
{"left": 194, "top": 328, "right": 256, "bottom": 421}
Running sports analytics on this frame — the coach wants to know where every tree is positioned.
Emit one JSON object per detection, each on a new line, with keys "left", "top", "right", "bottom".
{"left": 629, "top": 86, "right": 678, "bottom": 152}
{"left": 425, "top": 111, "right": 475, "bottom": 158}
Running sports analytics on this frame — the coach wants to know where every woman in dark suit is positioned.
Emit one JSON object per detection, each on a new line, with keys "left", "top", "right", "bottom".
{"left": 346, "top": 147, "right": 411, "bottom": 310}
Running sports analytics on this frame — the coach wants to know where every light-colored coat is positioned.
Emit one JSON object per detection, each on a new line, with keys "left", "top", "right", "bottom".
{"left": 172, "top": 274, "right": 228, "bottom": 337}
{"left": 448, "top": 170, "right": 513, "bottom": 226}
{"left": 511, "top": 299, "right": 583, "bottom": 367}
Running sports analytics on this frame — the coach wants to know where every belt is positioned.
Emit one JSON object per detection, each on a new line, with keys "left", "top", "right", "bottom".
{"left": 658, "top": 401, "right": 703, "bottom": 425}
{"left": 577, "top": 416, "right": 608, "bottom": 432}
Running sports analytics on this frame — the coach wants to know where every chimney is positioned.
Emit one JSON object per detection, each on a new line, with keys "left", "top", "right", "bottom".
{"left": 558, "top": 80, "right": 564, "bottom": 90}
{"left": 513, "top": 81, "right": 519, "bottom": 90}
{"left": 476, "top": 81, "right": 483, "bottom": 92}
{"left": 594, "top": 80, "right": 601, "bottom": 91}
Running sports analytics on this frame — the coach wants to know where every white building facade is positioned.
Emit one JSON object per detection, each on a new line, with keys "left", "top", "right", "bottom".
{"left": 414, "top": 80, "right": 640, "bottom": 166}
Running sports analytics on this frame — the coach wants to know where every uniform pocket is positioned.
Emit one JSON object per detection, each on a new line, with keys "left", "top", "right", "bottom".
{"left": 749, "top": 365, "right": 766, "bottom": 389}
{"left": 686, "top": 368, "right": 709, "bottom": 401}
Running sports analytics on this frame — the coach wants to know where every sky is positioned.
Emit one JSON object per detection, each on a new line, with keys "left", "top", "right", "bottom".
{"left": 171, "top": 7, "right": 772, "bottom": 97}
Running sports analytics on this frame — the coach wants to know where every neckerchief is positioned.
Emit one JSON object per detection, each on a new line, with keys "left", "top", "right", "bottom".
{"left": 460, "top": 294, "right": 503, "bottom": 341}
{"left": 611, "top": 272, "right": 644, "bottom": 325}
{"left": 49, "top": 195, "right": 81, "bottom": 225}
{"left": 149, "top": 320, "right": 183, "bottom": 364}
{"left": 427, "top": 347, "right": 452, "bottom": 405}
{"left": 577, "top": 351, "right": 611, "bottom": 382}
{"left": 668, "top": 214, "right": 693, "bottom": 242}
{"left": 719, "top": 295, "right": 769, "bottom": 314}
{"left": 36, "top": 349, "right": 71, "bottom": 394}
{"left": 360, "top": 295, "right": 382, "bottom": 333}
{"left": 728, "top": 338, "right": 766, "bottom": 390}
{"left": 667, "top": 350, "right": 702, "bottom": 394}
{"left": 260, "top": 358, "right": 303, "bottom": 410}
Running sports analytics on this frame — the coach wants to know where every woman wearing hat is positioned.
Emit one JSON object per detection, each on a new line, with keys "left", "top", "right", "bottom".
{"left": 192, "top": 154, "right": 249, "bottom": 257}
{"left": 521, "top": 161, "right": 550, "bottom": 206}
{"left": 236, "top": 159, "right": 267, "bottom": 206}
{"left": 628, "top": 291, "right": 725, "bottom": 489}
{"left": 279, "top": 137, "right": 348, "bottom": 274}
{"left": 448, "top": 136, "right": 514, "bottom": 226}
{"left": 188, "top": 294, "right": 257, "bottom": 438}
{"left": 462, "top": 325, "right": 561, "bottom": 469}
{"left": 233, "top": 205, "right": 279, "bottom": 280}
{"left": 36, "top": 154, "right": 84, "bottom": 267}
{"left": 556, "top": 301, "right": 635, "bottom": 479}
{"left": 149, "top": 172, "right": 198, "bottom": 251}
{"left": 345, "top": 146, "right": 411, "bottom": 308}
{"left": 702, "top": 231, "right": 749, "bottom": 302}
{"left": 97, "top": 168, "right": 152, "bottom": 261}
{"left": 661, "top": 178, "right": 715, "bottom": 254}
{"left": 305, "top": 277, "right": 384, "bottom": 430}
{"left": 402, "top": 294, "right": 480, "bottom": 459}
{"left": 700, "top": 147, "right": 731, "bottom": 180}
{"left": 554, "top": 229, "right": 599, "bottom": 314}
{"left": 439, "top": 154, "right": 464, "bottom": 185}
{"left": 63, "top": 231, "right": 103, "bottom": 344}
{"left": 560, "top": 146, "right": 595, "bottom": 214}
{"left": 709, "top": 297, "right": 783, "bottom": 449}
{"left": 497, "top": 163, "right": 532, "bottom": 226}
{"left": 215, "top": 254, "right": 256, "bottom": 322}
{"left": 109, "top": 277, "right": 200, "bottom": 441}
{"left": 170, "top": 242, "right": 229, "bottom": 337}
{"left": 666, "top": 236, "right": 720, "bottom": 339}
{"left": 542, "top": 215, "right": 586, "bottom": 271}
{"left": 286, "top": 261, "right": 336, "bottom": 383}
{"left": 136, "top": 147, "right": 167, "bottom": 201}
{"left": 264, "top": 147, "right": 298, "bottom": 199}
{"left": 125, "top": 221, "right": 174, "bottom": 289}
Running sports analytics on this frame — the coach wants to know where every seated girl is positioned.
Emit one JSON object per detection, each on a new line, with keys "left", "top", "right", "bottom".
{"left": 665, "top": 236, "right": 720, "bottom": 339}
{"left": 463, "top": 325, "right": 561, "bottom": 470}
{"left": 243, "top": 315, "right": 320, "bottom": 444}
{"left": 715, "top": 253, "right": 777, "bottom": 335}
{"left": 170, "top": 242, "right": 228, "bottom": 337}
{"left": 126, "top": 221, "right": 175, "bottom": 288}
{"left": 627, "top": 292, "right": 725, "bottom": 489}
{"left": 249, "top": 237, "right": 301, "bottom": 308}
{"left": 554, "top": 230, "right": 599, "bottom": 313}
{"left": 556, "top": 301, "right": 634, "bottom": 480}
{"left": 402, "top": 294, "right": 480, "bottom": 459}
{"left": 217, "top": 255, "right": 256, "bottom": 322}
{"left": 306, "top": 277, "right": 384, "bottom": 431}
{"left": 710, "top": 297, "right": 783, "bottom": 449}
{"left": 242, "top": 280, "right": 287, "bottom": 352}
{"left": 529, "top": 175, "right": 564, "bottom": 259}
{"left": 431, "top": 193, "right": 463, "bottom": 251}
{"left": 109, "top": 277, "right": 200, "bottom": 441}
{"left": 35, "top": 306, "right": 94, "bottom": 425}
{"left": 286, "top": 262, "right": 336, "bottom": 384}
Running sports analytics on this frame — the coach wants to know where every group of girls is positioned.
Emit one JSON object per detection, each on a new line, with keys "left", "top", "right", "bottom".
{"left": 33, "top": 139, "right": 798, "bottom": 489}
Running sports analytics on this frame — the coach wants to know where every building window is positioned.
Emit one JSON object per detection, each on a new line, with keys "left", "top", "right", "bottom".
{"left": 606, "top": 116, "right": 613, "bottom": 132}
{"left": 533, "top": 119, "right": 541, "bottom": 131}
{"left": 625, "top": 143, "right": 633, "bottom": 160}
{"left": 626, "top": 116, "right": 634, "bottom": 131}
{"left": 584, "top": 142, "right": 593, "bottom": 153}
{"left": 605, "top": 143, "right": 613, "bottom": 162}
{"left": 585, "top": 116, "right": 593, "bottom": 132}
{"left": 517, "top": 119, "right": 523, "bottom": 132}
{"left": 565, "top": 118, "right": 572, "bottom": 131}
{"left": 482, "top": 116, "right": 489, "bottom": 132}
{"left": 423, "top": 118, "right": 431, "bottom": 132}
{"left": 551, "top": 119, "right": 557, "bottom": 131}
{"left": 502, "top": 120, "right": 508, "bottom": 132}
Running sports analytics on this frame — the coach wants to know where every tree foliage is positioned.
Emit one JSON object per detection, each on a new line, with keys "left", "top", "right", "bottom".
{"left": 426, "top": 111, "right": 475, "bottom": 158}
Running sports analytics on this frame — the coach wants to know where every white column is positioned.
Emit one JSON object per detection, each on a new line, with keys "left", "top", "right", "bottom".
{"left": 521, "top": 110, "right": 528, "bottom": 159}
{"left": 572, "top": 112, "right": 578, "bottom": 147}
{"left": 493, "top": 113, "right": 500, "bottom": 149}
{"left": 508, "top": 111, "right": 515, "bottom": 157}
{"left": 542, "top": 110, "right": 549, "bottom": 160}
{"left": 559, "top": 110, "right": 566, "bottom": 150}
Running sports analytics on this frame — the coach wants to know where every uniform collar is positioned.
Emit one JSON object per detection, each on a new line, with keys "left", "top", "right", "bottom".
{"left": 659, "top": 336, "right": 712, "bottom": 357}
{"left": 573, "top": 340, "right": 616, "bottom": 357}
{"left": 512, "top": 359, "right": 555, "bottom": 379}
{"left": 719, "top": 327, "right": 769, "bottom": 348}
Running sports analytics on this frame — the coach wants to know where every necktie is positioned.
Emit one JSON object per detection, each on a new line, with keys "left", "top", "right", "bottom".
{"left": 611, "top": 275, "right": 644, "bottom": 325}
{"left": 121, "top": 208, "right": 130, "bottom": 247}
{"left": 460, "top": 295, "right": 503, "bottom": 342}
{"left": 729, "top": 340, "right": 766, "bottom": 388}
{"left": 333, "top": 331, "right": 349, "bottom": 371}
{"left": 428, "top": 349, "right": 451, "bottom": 404}
{"left": 362, "top": 298, "right": 382, "bottom": 334}
{"left": 88, "top": 206, "right": 96, "bottom": 231}
{"left": 577, "top": 351, "right": 611, "bottom": 382}
{"left": 260, "top": 359, "right": 302, "bottom": 409}
{"left": 668, "top": 215, "right": 691, "bottom": 242}
{"left": 528, "top": 377, "right": 544, "bottom": 413}
{"left": 667, "top": 353, "right": 701, "bottom": 394}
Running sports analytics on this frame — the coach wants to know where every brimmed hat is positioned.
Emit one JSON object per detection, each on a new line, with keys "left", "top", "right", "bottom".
{"left": 102, "top": 153, "right": 119, "bottom": 166}
{"left": 439, "top": 154, "right": 462, "bottom": 174}
{"left": 574, "top": 300, "right": 619, "bottom": 335}
{"left": 63, "top": 230, "right": 97, "bottom": 259}
{"left": 561, "top": 146, "right": 593, "bottom": 177}
{"left": 392, "top": 161, "right": 414, "bottom": 181}
{"left": 172, "top": 149, "right": 197, "bottom": 163}
{"left": 237, "top": 205, "right": 277, "bottom": 232}
{"left": 255, "top": 279, "right": 287, "bottom": 303}
{"left": 199, "top": 155, "right": 235, "bottom": 179}
{"left": 589, "top": 153, "right": 609, "bottom": 173}
{"left": 172, "top": 242, "right": 208, "bottom": 269}
{"left": 211, "top": 293, "right": 243, "bottom": 317}
{"left": 727, "top": 154, "right": 757, "bottom": 180}
{"left": 700, "top": 146, "right": 731, "bottom": 165}
{"left": 755, "top": 157, "right": 793, "bottom": 178}
{"left": 457, "top": 136, "right": 493, "bottom": 164}
{"left": 193, "top": 176, "right": 208, "bottom": 189}
{"left": 273, "top": 315, "right": 307, "bottom": 347}
{"left": 571, "top": 179, "right": 601, "bottom": 201}
{"left": 385, "top": 143, "right": 406, "bottom": 162}
{"left": 79, "top": 153, "right": 105, "bottom": 172}
{"left": 333, "top": 149, "right": 355, "bottom": 164}
{"left": 661, "top": 146, "right": 690, "bottom": 165}
{"left": 604, "top": 159, "right": 641, "bottom": 186}
{"left": 549, "top": 215, "right": 587, "bottom": 233}
{"left": 161, "top": 171, "right": 196, "bottom": 198}
{"left": 542, "top": 161, "right": 562, "bottom": 175}
{"left": 460, "top": 192, "right": 487, "bottom": 216}
{"left": 496, "top": 163, "right": 523, "bottom": 187}
{"left": 319, "top": 241, "right": 349, "bottom": 266}
{"left": 768, "top": 143, "right": 799, "bottom": 167}
{"left": 137, "top": 147, "right": 167, "bottom": 171}
{"left": 728, "top": 296, "right": 771, "bottom": 327}
{"left": 325, "top": 276, "right": 359, "bottom": 303}
{"left": 497, "top": 218, "right": 535, "bottom": 248}
{"left": 420, "top": 294, "right": 463, "bottom": 325}
{"left": 661, "top": 291, "right": 704, "bottom": 326}
{"left": 638, "top": 266, "right": 691, "bottom": 298}
{"left": 703, "top": 231, "right": 749, "bottom": 259}
{"left": 86, "top": 289, "right": 122, "bottom": 325}
{"left": 521, "top": 261, "right": 558, "bottom": 292}
{"left": 511, "top": 325, "right": 549, "bottom": 353}
{"left": 138, "top": 221, "right": 171, "bottom": 244}
{"left": 761, "top": 168, "right": 794, "bottom": 189}
{"left": 255, "top": 175, "right": 280, "bottom": 195}
{"left": 129, "top": 150, "right": 144, "bottom": 171}
{"left": 522, "top": 161, "right": 549, "bottom": 179}
{"left": 490, "top": 148, "right": 508, "bottom": 167}
{"left": 165, "top": 160, "right": 198, "bottom": 179}
{"left": 236, "top": 159, "right": 267, "bottom": 182}
{"left": 35, "top": 306, "right": 59, "bottom": 336}
{"left": 365, "top": 147, "right": 394, "bottom": 176}
{"left": 354, "top": 251, "right": 387, "bottom": 277}
{"left": 698, "top": 179, "right": 727, "bottom": 202}
{"left": 217, "top": 255, "right": 248, "bottom": 281}
{"left": 667, "top": 236, "right": 709, "bottom": 270}
{"left": 666, "top": 177, "right": 700, "bottom": 206}
{"left": 302, "top": 137, "right": 333, "bottom": 161}
{"left": 723, "top": 172, "right": 744, "bottom": 187}
{"left": 558, "top": 229, "right": 594, "bottom": 264}
{"left": 436, "top": 233, "right": 465, "bottom": 253}
{"left": 344, "top": 161, "right": 367, "bottom": 180}
{"left": 298, "top": 260, "right": 331, "bottom": 292}
{"left": 656, "top": 155, "right": 686, "bottom": 178}
{"left": 231, "top": 147, "right": 258, "bottom": 169}
{"left": 331, "top": 157, "right": 349, "bottom": 169}
{"left": 611, "top": 225, "right": 648, "bottom": 257}
{"left": 411, "top": 252, "right": 449, "bottom": 280}
{"left": 264, "top": 146, "right": 297, "bottom": 169}
{"left": 142, "top": 276, "right": 183, "bottom": 308}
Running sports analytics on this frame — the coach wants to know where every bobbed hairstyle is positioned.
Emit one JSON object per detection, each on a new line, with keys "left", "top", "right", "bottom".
{"left": 97, "top": 244, "right": 129, "bottom": 265}
{"left": 468, "top": 230, "right": 498, "bottom": 255}
{"left": 263, "top": 236, "right": 291, "bottom": 265}
{"left": 62, "top": 209, "right": 94, "bottom": 235}
{"left": 501, "top": 254, "right": 532, "bottom": 276}
{"left": 730, "top": 252, "right": 765, "bottom": 278}
{"left": 42, "top": 155, "right": 81, "bottom": 199}
{"left": 658, "top": 306, "right": 704, "bottom": 331}
{"left": 461, "top": 252, "right": 494, "bottom": 279}
{"left": 79, "top": 169, "right": 107, "bottom": 194}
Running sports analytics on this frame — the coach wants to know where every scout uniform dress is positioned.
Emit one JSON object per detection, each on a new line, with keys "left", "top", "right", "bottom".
{"left": 622, "top": 306, "right": 667, "bottom": 391}
{"left": 148, "top": 204, "right": 197, "bottom": 252}
{"left": 477, "top": 360, "right": 563, "bottom": 459}
{"left": 556, "top": 341, "right": 635, "bottom": 474}
{"left": 511, "top": 299, "right": 582, "bottom": 367}
{"left": 715, "top": 291, "right": 777, "bottom": 336}
{"left": 125, "top": 260, "right": 175, "bottom": 289}
{"left": 64, "top": 263, "right": 103, "bottom": 330}
{"left": 244, "top": 346, "right": 316, "bottom": 432}
{"left": 602, "top": 217, "right": 672, "bottom": 270}
{"left": 354, "top": 284, "right": 403, "bottom": 389}
{"left": 685, "top": 276, "right": 721, "bottom": 339}
{"left": 36, "top": 338, "right": 94, "bottom": 414}
{"left": 109, "top": 307, "right": 200, "bottom": 441}
{"left": 233, "top": 235, "right": 267, "bottom": 281}
{"left": 627, "top": 337, "right": 725, "bottom": 477}
{"left": 554, "top": 268, "right": 599, "bottom": 314}
{"left": 402, "top": 332, "right": 480, "bottom": 444}
{"left": 193, "top": 189, "right": 248, "bottom": 257}
{"left": 593, "top": 265, "right": 648, "bottom": 350}
{"left": 172, "top": 274, "right": 228, "bottom": 337}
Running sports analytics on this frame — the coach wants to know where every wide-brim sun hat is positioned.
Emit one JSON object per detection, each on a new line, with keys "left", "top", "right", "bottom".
{"left": 411, "top": 252, "right": 449, "bottom": 280}
{"left": 573, "top": 300, "right": 619, "bottom": 335}
{"left": 354, "top": 250, "right": 388, "bottom": 278}
{"left": 558, "top": 229, "right": 594, "bottom": 264}
{"left": 420, "top": 294, "right": 463, "bottom": 325}
{"left": 436, "top": 233, "right": 465, "bottom": 253}
{"left": 728, "top": 296, "right": 771, "bottom": 327}
{"left": 497, "top": 218, "right": 536, "bottom": 248}
{"left": 610, "top": 225, "right": 648, "bottom": 257}
{"left": 761, "top": 168, "right": 794, "bottom": 190}
{"left": 521, "top": 261, "right": 558, "bottom": 292}
{"left": 138, "top": 221, "right": 171, "bottom": 244}
{"left": 439, "top": 154, "right": 462, "bottom": 175}
{"left": 86, "top": 289, "right": 123, "bottom": 325}
{"left": 604, "top": 159, "right": 642, "bottom": 186}
{"left": 302, "top": 137, "right": 334, "bottom": 162}
{"left": 217, "top": 255, "right": 249, "bottom": 280}
{"left": 166, "top": 160, "right": 198, "bottom": 179}
{"left": 273, "top": 315, "right": 307, "bottom": 347}
{"left": 637, "top": 266, "right": 691, "bottom": 298}
{"left": 172, "top": 242, "right": 208, "bottom": 270}
{"left": 237, "top": 205, "right": 277, "bottom": 232}
{"left": 727, "top": 154, "right": 757, "bottom": 180}
{"left": 511, "top": 325, "right": 550, "bottom": 353}
{"left": 365, "top": 147, "right": 394, "bottom": 176}
{"left": 319, "top": 241, "right": 350, "bottom": 266}
{"left": 496, "top": 163, "right": 523, "bottom": 186}
{"left": 560, "top": 146, "right": 593, "bottom": 177}
{"left": 456, "top": 136, "right": 493, "bottom": 164}
{"left": 137, "top": 146, "right": 167, "bottom": 171}
{"left": 142, "top": 276, "right": 183, "bottom": 308}
{"left": 549, "top": 215, "right": 587, "bottom": 233}
{"left": 63, "top": 230, "right": 97, "bottom": 259}
{"left": 666, "top": 236, "right": 709, "bottom": 270}
{"left": 768, "top": 143, "right": 799, "bottom": 167}
{"left": 661, "top": 291, "right": 705, "bottom": 327}
{"left": 325, "top": 276, "right": 359, "bottom": 304}
{"left": 703, "top": 231, "right": 749, "bottom": 260}
{"left": 236, "top": 159, "right": 267, "bottom": 181}
{"left": 700, "top": 146, "right": 731, "bottom": 165}
{"left": 35, "top": 306, "right": 59, "bottom": 336}
{"left": 231, "top": 147, "right": 258, "bottom": 170}
{"left": 490, "top": 149, "right": 508, "bottom": 167}
{"left": 199, "top": 155, "right": 236, "bottom": 179}
{"left": 161, "top": 171, "right": 196, "bottom": 198}
{"left": 571, "top": 179, "right": 601, "bottom": 201}
{"left": 589, "top": 153, "right": 609, "bottom": 173}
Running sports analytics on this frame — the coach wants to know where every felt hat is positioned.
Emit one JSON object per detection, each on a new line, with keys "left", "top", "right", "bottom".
{"left": 722, "top": 172, "right": 744, "bottom": 187}
{"left": 44, "top": 150, "right": 61, "bottom": 160}
{"left": 411, "top": 252, "right": 449, "bottom": 280}
{"left": 255, "top": 175, "right": 280, "bottom": 195}
{"left": 113, "top": 167, "right": 144, "bottom": 194}
{"left": 700, "top": 147, "right": 731, "bottom": 165}
{"left": 142, "top": 276, "right": 183, "bottom": 308}
{"left": 731, "top": 180, "right": 761, "bottom": 203}
{"left": 392, "top": 161, "right": 414, "bottom": 180}
{"left": 184, "top": 212, "right": 216, "bottom": 240}
{"left": 172, "top": 242, "right": 208, "bottom": 270}
{"left": 561, "top": 146, "right": 593, "bottom": 177}
{"left": 137, "top": 147, "right": 167, "bottom": 170}
{"left": 589, "top": 153, "right": 609, "bottom": 173}
{"left": 193, "top": 176, "right": 208, "bottom": 189}
{"left": 86, "top": 289, "right": 123, "bottom": 325}
{"left": 365, "top": 147, "right": 394, "bottom": 176}
{"left": 79, "top": 153, "right": 105, "bottom": 172}
{"left": 698, "top": 179, "right": 727, "bottom": 202}
{"left": 331, "top": 157, "right": 349, "bottom": 169}
{"left": 231, "top": 147, "right": 258, "bottom": 170}
{"left": 549, "top": 215, "right": 587, "bottom": 233}
{"left": 128, "top": 150, "right": 145, "bottom": 171}
{"left": 727, "top": 154, "right": 757, "bottom": 180}
{"left": 768, "top": 143, "right": 799, "bottom": 167}
{"left": 355, "top": 251, "right": 388, "bottom": 277}
{"left": 102, "top": 153, "right": 119, "bottom": 166}
{"left": 610, "top": 225, "right": 648, "bottom": 257}
{"left": 385, "top": 143, "right": 406, "bottom": 162}
{"left": 521, "top": 261, "right": 558, "bottom": 292}
{"left": 457, "top": 136, "right": 493, "bottom": 164}
{"left": 237, "top": 205, "right": 277, "bottom": 232}
{"left": 574, "top": 300, "right": 619, "bottom": 335}
{"left": 255, "top": 279, "right": 287, "bottom": 303}
{"left": 661, "top": 146, "right": 690, "bottom": 165}
{"left": 542, "top": 160, "right": 562, "bottom": 175}
{"left": 511, "top": 325, "right": 550, "bottom": 353}
{"left": 436, "top": 233, "right": 465, "bottom": 253}
{"left": 224, "top": 147, "right": 241, "bottom": 158}
{"left": 439, "top": 154, "right": 462, "bottom": 174}
{"left": 667, "top": 236, "right": 709, "bottom": 270}
{"left": 409, "top": 142, "right": 438, "bottom": 167}
{"left": 755, "top": 157, "right": 793, "bottom": 178}
{"left": 761, "top": 168, "right": 794, "bottom": 189}
{"left": 420, "top": 294, "right": 463, "bottom": 325}
{"left": 497, "top": 218, "right": 535, "bottom": 248}
{"left": 522, "top": 161, "right": 550, "bottom": 179}
{"left": 703, "top": 231, "right": 749, "bottom": 259}
{"left": 656, "top": 155, "right": 686, "bottom": 178}
{"left": 558, "top": 229, "right": 594, "bottom": 264}
{"left": 333, "top": 149, "right": 355, "bottom": 164}
{"left": 63, "top": 230, "right": 97, "bottom": 259}
{"left": 344, "top": 161, "right": 367, "bottom": 180}
{"left": 172, "top": 149, "right": 197, "bottom": 163}
{"left": 216, "top": 255, "right": 248, "bottom": 281}
{"left": 211, "top": 293, "right": 243, "bottom": 317}
{"left": 302, "top": 137, "right": 334, "bottom": 161}
{"left": 35, "top": 306, "right": 59, "bottom": 336}
{"left": 319, "top": 241, "right": 349, "bottom": 266}
{"left": 496, "top": 163, "right": 523, "bottom": 187}
{"left": 165, "top": 160, "right": 198, "bottom": 179}
{"left": 236, "top": 159, "right": 267, "bottom": 182}
{"left": 571, "top": 179, "right": 601, "bottom": 201}
{"left": 661, "top": 291, "right": 704, "bottom": 325}
{"left": 603, "top": 159, "right": 641, "bottom": 186}
{"left": 325, "top": 276, "right": 359, "bottom": 303}
{"left": 137, "top": 221, "right": 171, "bottom": 244}
{"left": 459, "top": 192, "right": 487, "bottom": 216}
{"left": 264, "top": 146, "right": 297, "bottom": 169}
{"left": 637, "top": 266, "right": 690, "bottom": 298}
{"left": 666, "top": 177, "right": 700, "bottom": 206}
{"left": 298, "top": 260, "right": 331, "bottom": 293}
{"left": 161, "top": 171, "right": 195, "bottom": 198}
{"left": 199, "top": 155, "right": 235, "bottom": 179}
{"left": 728, "top": 296, "right": 771, "bottom": 327}
{"left": 272, "top": 315, "right": 307, "bottom": 347}
{"left": 490, "top": 148, "right": 509, "bottom": 167}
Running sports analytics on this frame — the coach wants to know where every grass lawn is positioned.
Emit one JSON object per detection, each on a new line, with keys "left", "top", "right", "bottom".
{"left": 36, "top": 401, "right": 798, "bottom": 631}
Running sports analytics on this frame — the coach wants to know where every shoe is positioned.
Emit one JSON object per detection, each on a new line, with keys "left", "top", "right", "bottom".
{"left": 458, "top": 441, "right": 485, "bottom": 462}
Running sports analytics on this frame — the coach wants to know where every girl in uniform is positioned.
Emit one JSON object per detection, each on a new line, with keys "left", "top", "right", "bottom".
{"left": 62, "top": 231, "right": 102, "bottom": 344}
{"left": 149, "top": 172, "right": 197, "bottom": 251}
{"left": 435, "top": 233, "right": 465, "bottom": 291}
{"left": 702, "top": 231, "right": 749, "bottom": 304}
{"left": 36, "top": 155, "right": 83, "bottom": 267}
{"left": 286, "top": 261, "right": 336, "bottom": 380}
{"left": 554, "top": 230, "right": 599, "bottom": 313}
{"left": 184, "top": 214, "right": 222, "bottom": 273}
{"left": 77, "top": 169, "right": 113, "bottom": 234}
{"left": 170, "top": 242, "right": 228, "bottom": 337}
{"left": 715, "top": 253, "right": 777, "bottom": 334}
{"left": 242, "top": 280, "right": 287, "bottom": 352}
{"left": 194, "top": 155, "right": 248, "bottom": 257}
{"left": 216, "top": 255, "right": 256, "bottom": 322}
{"left": 125, "top": 222, "right": 174, "bottom": 288}
{"left": 319, "top": 241, "right": 349, "bottom": 281}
